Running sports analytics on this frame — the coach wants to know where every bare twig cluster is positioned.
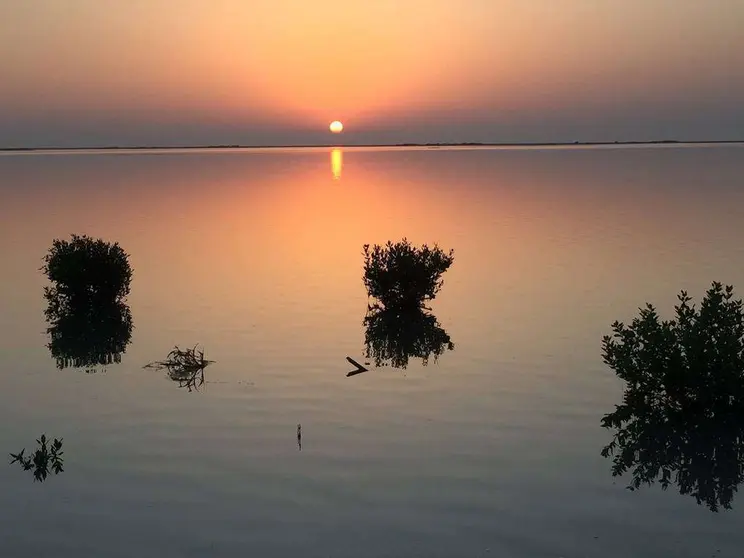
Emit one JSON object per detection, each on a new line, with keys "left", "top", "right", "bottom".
{"left": 145, "top": 345, "right": 214, "bottom": 391}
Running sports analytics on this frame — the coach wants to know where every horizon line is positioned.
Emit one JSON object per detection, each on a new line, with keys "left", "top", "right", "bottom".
{"left": 2, "top": 139, "right": 743, "bottom": 152}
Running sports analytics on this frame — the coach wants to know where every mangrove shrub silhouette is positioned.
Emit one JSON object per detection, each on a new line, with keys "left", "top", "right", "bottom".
{"left": 9, "top": 434, "right": 64, "bottom": 482}
{"left": 42, "top": 234, "right": 132, "bottom": 303}
{"left": 42, "top": 235, "right": 133, "bottom": 371}
{"left": 364, "top": 306, "right": 454, "bottom": 369}
{"left": 600, "top": 282, "right": 744, "bottom": 511}
{"left": 363, "top": 239, "right": 454, "bottom": 310}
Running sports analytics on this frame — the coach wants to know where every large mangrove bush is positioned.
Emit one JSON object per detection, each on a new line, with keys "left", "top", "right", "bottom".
{"left": 600, "top": 282, "right": 744, "bottom": 511}
{"left": 42, "top": 234, "right": 133, "bottom": 371}
{"left": 363, "top": 239, "right": 454, "bottom": 311}
{"left": 42, "top": 234, "right": 132, "bottom": 305}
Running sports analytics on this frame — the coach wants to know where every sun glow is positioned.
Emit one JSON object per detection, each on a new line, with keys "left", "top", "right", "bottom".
{"left": 329, "top": 121, "right": 344, "bottom": 133}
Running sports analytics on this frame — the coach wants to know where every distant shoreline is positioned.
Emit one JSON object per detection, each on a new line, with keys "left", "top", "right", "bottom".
{"left": 1, "top": 139, "right": 742, "bottom": 152}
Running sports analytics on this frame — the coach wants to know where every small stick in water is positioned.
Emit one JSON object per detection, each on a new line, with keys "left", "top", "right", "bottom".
{"left": 346, "top": 356, "right": 368, "bottom": 377}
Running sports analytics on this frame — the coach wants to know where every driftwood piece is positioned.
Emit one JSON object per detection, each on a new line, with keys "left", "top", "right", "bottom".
{"left": 346, "top": 356, "right": 369, "bottom": 377}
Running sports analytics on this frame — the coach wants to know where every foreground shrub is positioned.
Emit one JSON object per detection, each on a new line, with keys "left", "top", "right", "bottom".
{"left": 42, "top": 234, "right": 132, "bottom": 305}
{"left": 600, "top": 282, "right": 744, "bottom": 511}
{"left": 363, "top": 239, "right": 454, "bottom": 310}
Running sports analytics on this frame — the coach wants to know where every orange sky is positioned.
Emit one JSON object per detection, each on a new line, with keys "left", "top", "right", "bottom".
{"left": 1, "top": 0, "right": 743, "bottom": 146}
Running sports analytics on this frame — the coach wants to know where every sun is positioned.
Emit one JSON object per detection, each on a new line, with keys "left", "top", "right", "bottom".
{"left": 329, "top": 120, "right": 344, "bottom": 133}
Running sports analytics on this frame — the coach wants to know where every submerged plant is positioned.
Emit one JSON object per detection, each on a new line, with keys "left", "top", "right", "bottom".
{"left": 9, "top": 434, "right": 64, "bottom": 482}
{"left": 362, "top": 239, "right": 454, "bottom": 311}
{"left": 145, "top": 345, "right": 213, "bottom": 391}
{"left": 600, "top": 282, "right": 744, "bottom": 511}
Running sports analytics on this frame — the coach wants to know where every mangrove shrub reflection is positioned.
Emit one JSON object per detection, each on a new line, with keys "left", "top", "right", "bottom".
{"left": 9, "top": 434, "right": 64, "bottom": 482}
{"left": 46, "top": 299, "right": 133, "bottom": 370}
{"left": 364, "top": 306, "right": 454, "bottom": 369}
{"left": 600, "top": 282, "right": 744, "bottom": 511}
{"left": 42, "top": 235, "right": 133, "bottom": 371}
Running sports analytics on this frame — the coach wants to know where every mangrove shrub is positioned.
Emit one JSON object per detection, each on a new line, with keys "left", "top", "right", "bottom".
{"left": 42, "top": 234, "right": 134, "bottom": 371}
{"left": 42, "top": 234, "right": 132, "bottom": 305}
{"left": 362, "top": 239, "right": 454, "bottom": 310}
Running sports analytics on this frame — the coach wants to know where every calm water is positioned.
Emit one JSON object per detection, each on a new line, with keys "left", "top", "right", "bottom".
{"left": 1, "top": 145, "right": 744, "bottom": 557}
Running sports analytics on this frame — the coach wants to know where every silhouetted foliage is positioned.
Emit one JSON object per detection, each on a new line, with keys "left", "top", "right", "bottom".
{"left": 42, "top": 234, "right": 132, "bottom": 305}
{"left": 145, "top": 345, "right": 213, "bottom": 391}
{"left": 363, "top": 239, "right": 454, "bottom": 311}
{"left": 42, "top": 235, "right": 134, "bottom": 372}
{"left": 600, "top": 282, "right": 744, "bottom": 511}
{"left": 9, "top": 434, "right": 64, "bottom": 482}
{"left": 363, "top": 305, "right": 454, "bottom": 369}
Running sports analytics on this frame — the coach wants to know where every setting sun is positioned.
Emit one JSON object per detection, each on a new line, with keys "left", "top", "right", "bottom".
{"left": 329, "top": 121, "right": 344, "bottom": 133}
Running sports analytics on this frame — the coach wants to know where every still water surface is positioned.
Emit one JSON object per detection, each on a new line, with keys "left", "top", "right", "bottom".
{"left": 1, "top": 145, "right": 744, "bottom": 557}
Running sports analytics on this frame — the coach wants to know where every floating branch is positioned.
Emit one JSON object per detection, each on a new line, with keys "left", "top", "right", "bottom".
{"left": 145, "top": 345, "right": 214, "bottom": 391}
{"left": 346, "top": 356, "right": 369, "bottom": 377}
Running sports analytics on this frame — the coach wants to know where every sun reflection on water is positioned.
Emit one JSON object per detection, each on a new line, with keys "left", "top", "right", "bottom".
{"left": 331, "top": 148, "right": 343, "bottom": 180}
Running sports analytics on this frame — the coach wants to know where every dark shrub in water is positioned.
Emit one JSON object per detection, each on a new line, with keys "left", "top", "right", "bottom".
{"left": 600, "top": 282, "right": 744, "bottom": 511}
{"left": 42, "top": 234, "right": 132, "bottom": 305}
{"left": 42, "top": 235, "right": 134, "bottom": 371}
{"left": 362, "top": 239, "right": 454, "bottom": 310}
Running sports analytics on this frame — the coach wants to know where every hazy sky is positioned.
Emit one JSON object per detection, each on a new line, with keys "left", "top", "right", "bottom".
{"left": 1, "top": 0, "right": 743, "bottom": 147}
